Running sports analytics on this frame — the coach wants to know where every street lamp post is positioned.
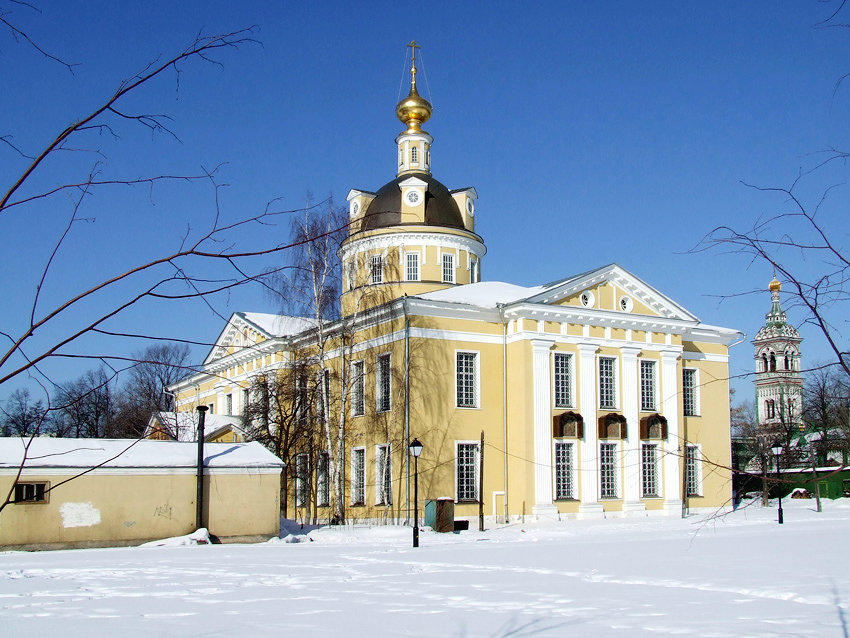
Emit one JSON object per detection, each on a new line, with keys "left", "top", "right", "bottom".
{"left": 771, "top": 442, "right": 784, "bottom": 525}
{"left": 409, "top": 438, "right": 423, "bottom": 548}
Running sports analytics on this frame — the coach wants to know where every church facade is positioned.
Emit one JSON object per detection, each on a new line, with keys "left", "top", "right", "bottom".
{"left": 170, "top": 51, "right": 742, "bottom": 523}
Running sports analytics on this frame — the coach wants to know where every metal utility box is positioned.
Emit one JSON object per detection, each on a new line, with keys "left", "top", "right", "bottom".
{"left": 424, "top": 497, "right": 455, "bottom": 533}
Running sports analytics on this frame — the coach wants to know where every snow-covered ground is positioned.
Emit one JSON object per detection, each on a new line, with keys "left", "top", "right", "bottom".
{"left": 1, "top": 499, "right": 848, "bottom": 637}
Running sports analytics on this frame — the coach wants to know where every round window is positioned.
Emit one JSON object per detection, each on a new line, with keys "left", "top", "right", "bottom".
{"left": 406, "top": 190, "right": 421, "bottom": 205}
{"left": 580, "top": 291, "right": 595, "bottom": 308}
{"left": 619, "top": 296, "right": 634, "bottom": 312}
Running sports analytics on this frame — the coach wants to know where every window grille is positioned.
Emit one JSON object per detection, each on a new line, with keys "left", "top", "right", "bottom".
{"left": 599, "top": 357, "right": 617, "bottom": 409}
{"left": 442, "top": 253, "right": 454, "bottom": 283}
{"left": 554, "top": 441, "right": 575, "bottom": 500}
{"left": 456, "top": 352, "right": 477, "bottom": 408}
{"left": 641, "top": 443, "right": 659, "bottom": 497}
{"left": 456, "top": 443, "right": 479, "bottom": 502}
{"left": 683, "top": 369, "right": 698, "bottom": 416}
{"left": 554, "top": 353, "right": 573, "bottom": 408}
{"left": 376, "top": 354, "right": 391, "bottom": 412}
{"left": 600, "top": 442, "right": 619, "bottom": 499}
{"left": 640, "top": 360, "right": 656, "bottom": 411}
{"left": 351, "top": 448, "right": 365, "bottom": 505}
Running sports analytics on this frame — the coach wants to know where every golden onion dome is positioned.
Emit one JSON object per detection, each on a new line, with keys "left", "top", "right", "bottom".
{"left": 769, "top": 277, "right": 781, "bottom": 292}
{"left": 396, "top": 86, "right": 432, "bottom": 132}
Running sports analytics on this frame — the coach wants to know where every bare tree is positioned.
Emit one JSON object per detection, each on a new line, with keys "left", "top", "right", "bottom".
{"left": 803, "top": 364, "right": 850, "bottom": 464}
{"left": 1, "top": 389, "right": 47, "bottom": 436}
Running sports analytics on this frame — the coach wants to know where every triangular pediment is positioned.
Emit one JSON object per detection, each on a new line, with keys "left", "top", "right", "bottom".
{"left": 523, "top": 264, "right": 699, "bottom": 322}
{"left": 203, "top": 312, "right": 274, "bottom": 366}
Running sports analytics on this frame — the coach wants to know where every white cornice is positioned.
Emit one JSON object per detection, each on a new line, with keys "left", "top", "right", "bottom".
{"left": 339, "top": 231, "right": 486, "bottom": 263}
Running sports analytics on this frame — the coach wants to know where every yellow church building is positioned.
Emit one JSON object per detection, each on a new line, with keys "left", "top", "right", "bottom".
{"left": 170, "top": 49, "right": 742, "bottom": 525}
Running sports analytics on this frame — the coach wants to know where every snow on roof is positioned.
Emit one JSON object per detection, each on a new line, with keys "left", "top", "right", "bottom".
{"left": 0, "top": 438, "right": 283, "bottom": 470}
{"left": 149, "top": 412, "right": 245, "bottom": 443}
{"left": 417, "top": 281, "right": 545, "bottom": 308}
{"left": 240, "top": 312, "right": 317, "bottom": 337}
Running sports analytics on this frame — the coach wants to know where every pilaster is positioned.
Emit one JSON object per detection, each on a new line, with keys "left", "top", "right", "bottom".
{"left": 531, "top": 338, "right": 558, "bottom": 518}
{"left": 577, "top": 343, "right": 604, "bottom": 518}
{"left": 621, "top": 347, "right": 645, "bottom": 514}
{"left": 661, "top": 348, "right": 683, "bottom": 514}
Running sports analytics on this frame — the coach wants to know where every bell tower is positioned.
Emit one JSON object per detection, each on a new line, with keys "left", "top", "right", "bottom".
{"left": 753, "top": 277, "right": 803, "bottom": 436}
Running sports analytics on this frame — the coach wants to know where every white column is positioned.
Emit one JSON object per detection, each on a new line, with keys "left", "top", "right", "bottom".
{"left": 621, "top": 347, "right": 645, "bottom": 514}
{"left": 577, "top": 343, "right": 604, "bottom": 518}
{"left": 661, "top": 349, "right": 683, "bottom": 514}
{"left": 531, "top": 338, "right": 558, "bottom": 518}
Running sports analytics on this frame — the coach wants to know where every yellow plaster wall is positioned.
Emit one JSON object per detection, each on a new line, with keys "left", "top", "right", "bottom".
{"left": 0, "top": 470, "right": 281, "bottom": 548}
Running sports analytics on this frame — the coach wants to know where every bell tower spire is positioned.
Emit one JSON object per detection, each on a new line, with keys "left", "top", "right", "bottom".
{"left": 395, "top": 41, "right": 433, "bottom": 176}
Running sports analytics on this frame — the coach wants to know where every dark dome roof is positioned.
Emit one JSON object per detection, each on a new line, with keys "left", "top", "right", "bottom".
{"left": 361, "top": 175, "right": 464, "bottom": 232}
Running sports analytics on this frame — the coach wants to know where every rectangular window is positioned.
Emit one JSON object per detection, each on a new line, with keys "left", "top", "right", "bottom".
{"left": 351, "top": 361, "right": 365, "bottom": 417}
{"left": 456, "top": 352, "right": 478, "bottom": 408}
{"left": 640, "top": 360, "right": 657, "bottom": 411}
{"left": 470, "top": 258, "right": 479, "bottom": 283}
{"left": 370, "top": 255, "right": 383, "bottom": 284}
{"left": 376, "top": 444, "right": 392, "bottom": 505}
{"left": 405, "top": 252, "right": 419, "bottom": 282}
{"left": 456, "top": 442, "right": 480, "bottom": 502}
{"left": 225, "top": 393, "right": 233, "bottom": 415}
{"left": 14, "top": 482, "right": 48, "bottom": 504}
{"left": 317, "top": 452, "right": 330, "bottom": 507}
{"left": 599, "top": 357, "right": 617, "bottom": 410}
{"left": 600, "top": 442, "right": 619, "bottom": 499}
{"left": 241, "top": 388, "right": 249, "bottom": 413}
{"left": 685, "top": 444, "right": 702, "bottom": 496}
{"left": 442, "top": 252, "right": 454, "bottom": 283}
{"left": 351, "top": 447, "right": 365, "bottom": 505}
{"left": 554, "top": 353, "right": 574, "bottom": 408}
{"left": 554, "top": 441, "right": 575, "bottom": 500}
{"left": 683, "top": 368, "right": 698, "bottom": 416}
{"left": 295, "top": 453, "right": 309, "bottom": 508}
{"left": 641, "top": 443, "right": 660, "bottom": 498}
{"left": 376, "top": 354, "right": 391, "bottom": 412}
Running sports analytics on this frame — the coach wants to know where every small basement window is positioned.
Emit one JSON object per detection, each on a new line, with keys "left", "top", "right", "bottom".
{"left": 15, "top": 481, "right": 48, "bottom": 504}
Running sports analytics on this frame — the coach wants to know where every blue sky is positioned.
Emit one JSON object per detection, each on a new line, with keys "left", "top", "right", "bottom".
{"left": 2, "top": 1, "right": 848, "bottom": 403}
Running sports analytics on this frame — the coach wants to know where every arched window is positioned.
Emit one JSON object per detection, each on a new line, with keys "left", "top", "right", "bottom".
{"left": 411, "top": 146, "right": 418, "bottom": 163}
{"left": 762, "top": 353, "right": 768, "bottom": 372}
{"left": 769, "top": 353, "right": 776, "bottom": 372}
{"left": 766, "top": 399, "right": 775, "bottom": 419}
{"left": 784, "top": 352, "right": 792, "bottom": 370}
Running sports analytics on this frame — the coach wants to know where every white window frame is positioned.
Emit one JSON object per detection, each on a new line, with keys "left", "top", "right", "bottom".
{"left": 225, "top": 393, "right": 233, "bottom": 415}
{"left": 442, "top": 252, "right": 455, "bottom": 284}
{"left": 683, "top": 368, "right": 700, "bottom": 417}
{"left": 351, "top": 447, "right": 366, "bottom": 506}
{"left": 640, "top": 442, "right": 661, "bottom": 498}
{"left": 640, "top": 359, "right": 657, "bottom": 412}
{"left": 553, "top": 440, "right": 576, "bottom": 500}
{"left": 599, "top": 441, "right": 620, "bottom": 499}
{"left": 375, "top": 443, "right": 392, "bottom": 505}
{"left": 350, "top": 360, "right": 365, "bottom": 417}
{"left": 455, "top": 350, "right": 480, "bottom": 409}
{"left": 553, "top": 352, "right": 574, "bottom": 408}
{"left": 295, "top": 452, "right": 309, "bottom": 508}
{"left": 685, "top": 444, "right": 703, "bottom": 497}
{"left": 376, "top": 353, "right": 391, "bottom": 413}
{"left": 405, "top": 251, "right": 420, "bottom": 282}
{"left": 470, "top": 257, "right": 479, "bottom": 283}
{"left": 317, "top": 451, "right": 330, "bottom": 507}
{"left": 455, "top": 441, "right": 480, "bottom": 503}
{"left": 598, "top": 356, "right": 619, "bottom": 410}
{"left": 370, "top": 254, "right": 383, "bottom": 285}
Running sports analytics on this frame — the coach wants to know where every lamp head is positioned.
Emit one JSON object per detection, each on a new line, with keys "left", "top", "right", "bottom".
{"left": 409, "top": 438, "right": 423, "bottom": 457}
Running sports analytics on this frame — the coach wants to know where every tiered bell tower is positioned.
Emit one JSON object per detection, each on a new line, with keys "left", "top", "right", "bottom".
{"left": 753, "top": 277, "right": 803, "bottom": 435}
{"left": 340, "top": 43, "right": 486, "bottom": 315}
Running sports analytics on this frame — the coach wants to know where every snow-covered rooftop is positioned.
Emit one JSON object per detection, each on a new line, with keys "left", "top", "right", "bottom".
{"left": 0, "top": 438, "right": 283, "bottom": 470}
{"left": 148, "top": 412, "right": 245, "bottom": 443}
{"left": 416, "top": 281, "right": 546, "bottom": 308}
{"left": 240, "top": 312, "right": 317, "bottom": 337}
